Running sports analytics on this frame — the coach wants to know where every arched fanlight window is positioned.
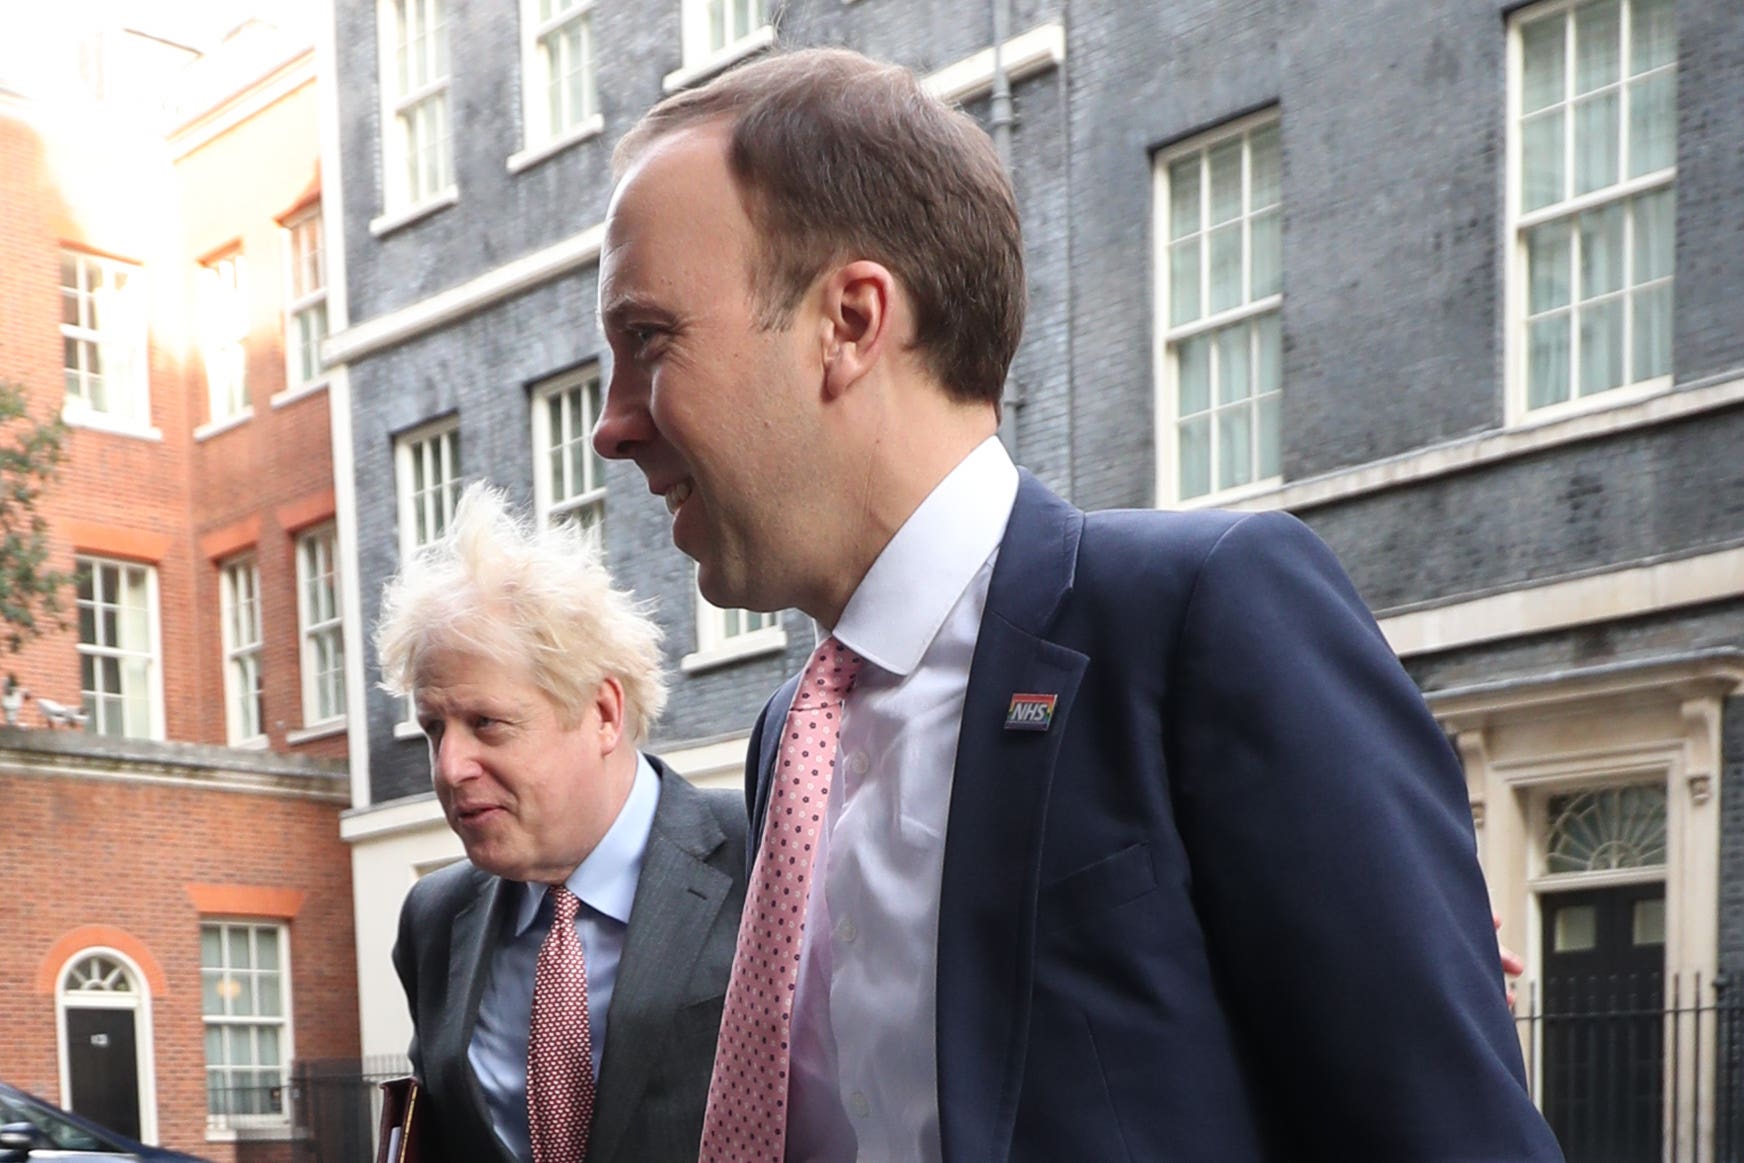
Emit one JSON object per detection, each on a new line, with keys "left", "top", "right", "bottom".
{"left": 1545, "top": 784, "right": 1668, "bottom": 874}
{"left": 64, "top": 954, "right": 136, "bottom": 993}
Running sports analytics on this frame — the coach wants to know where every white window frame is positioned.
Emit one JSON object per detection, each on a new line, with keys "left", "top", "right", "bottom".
{"left": 681, "top": 575, "right": 786, "bottom": 673}
{"left": 75, "top": 556, "right": 164, "bottom": 741}
{"left": 295, "top": 524, "right": 346, "bottom": 732}
{"left": 199, "top": 251, "right": 250, "bottom": 432}
{"left": 1504, "top": 0, "right": 1677, "bottom": 427}
{"left": 220, "top": 555, "right": 266, "bottom": 747}
{"left": 529, "top": 367, "right": 606, "bottom": 535}
{"left": 510, "top": 0, "right": 603, "bottom": 172}
{"left": 376, "top": 0, "right": 455, "bottom": 223}
{"left": 666, "top": 0, "right": 775, "bottom": 92}
{"left": 199, "top": 920, "right": 294, "bottom": 1130}
{"left": 60, "top": 250, "right": 153, "bottom": 435}
{"left": 281, "top": 207, "right": 329, "bottom": 401}
{"left": 1152, "top": 109, "right": 1284, "bottom": 508}
{"left": 394, "top": 417, "right": 461, "bottom": 559}
{"left": 394, "top": 418, "right": 461, "bottom": 736}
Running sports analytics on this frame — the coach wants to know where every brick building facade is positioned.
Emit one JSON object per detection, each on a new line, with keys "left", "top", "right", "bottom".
{"left": 0, "top": 9, "right": 358, "bottom": 1160}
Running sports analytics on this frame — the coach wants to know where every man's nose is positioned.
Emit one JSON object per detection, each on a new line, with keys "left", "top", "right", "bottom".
{"left": 591, "top": 373, "right": 648, "bottom": 461}
{"left": 431, "top": 730, "right": 477, "bottom": 786}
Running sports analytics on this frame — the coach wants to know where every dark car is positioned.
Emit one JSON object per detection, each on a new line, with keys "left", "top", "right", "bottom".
{"left": 0, "top": 1082, "right": 212, "bottom": 1162}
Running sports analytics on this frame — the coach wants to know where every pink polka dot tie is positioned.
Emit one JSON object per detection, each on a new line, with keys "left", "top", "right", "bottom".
{"left": 700, "top": 637, "right": 864, "bottom": 1162}
{"left": 528, "top": 885, "right": 595, "bottom": 1163}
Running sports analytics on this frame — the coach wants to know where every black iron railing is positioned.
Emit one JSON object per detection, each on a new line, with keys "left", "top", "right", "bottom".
{"left": 1514, "top": 973, "right": 1744, "bottom": 1163}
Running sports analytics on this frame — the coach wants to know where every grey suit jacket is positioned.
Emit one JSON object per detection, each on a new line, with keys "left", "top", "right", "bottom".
{"left": 392, "top": 757, "right": 747, "bottom": 1163}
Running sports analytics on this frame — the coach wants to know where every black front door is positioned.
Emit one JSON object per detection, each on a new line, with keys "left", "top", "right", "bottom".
{"left": 66, "top": 1007, "right": 140, "bottom": 1140}
{"left": 1539, "top": 883, "right": 1667, "bottom": 1163}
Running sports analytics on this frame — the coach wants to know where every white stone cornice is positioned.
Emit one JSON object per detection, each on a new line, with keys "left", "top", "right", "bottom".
{"left": 323, "top": 222, "right": 606, "bottom": 366}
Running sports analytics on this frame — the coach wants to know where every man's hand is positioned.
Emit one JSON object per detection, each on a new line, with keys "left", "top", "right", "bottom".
{"left": 1495, "top": 911, "right": 1524, "bottom": 1008}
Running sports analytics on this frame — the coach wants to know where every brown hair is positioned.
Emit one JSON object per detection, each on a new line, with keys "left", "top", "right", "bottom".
{"left": 614, "top": 48, "right": 1025, "bottom": 407}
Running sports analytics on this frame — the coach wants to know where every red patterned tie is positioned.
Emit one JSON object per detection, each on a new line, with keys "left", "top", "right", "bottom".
{"left": 700, "top": 637, "right": 864, "bottom": 1162}
{"left": 528, "top": 885, "right": 595, "bottom": 1163}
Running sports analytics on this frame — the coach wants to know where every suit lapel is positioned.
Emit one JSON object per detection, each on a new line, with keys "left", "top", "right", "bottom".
{"left": 588, "top": 760, "right": 734, "bottom": 1163}
{"left": 937, "top": 473, "right": 1087, "bottom": 1163}
{"left": 446, "top": 872, "right": 514, "bottom": 1148}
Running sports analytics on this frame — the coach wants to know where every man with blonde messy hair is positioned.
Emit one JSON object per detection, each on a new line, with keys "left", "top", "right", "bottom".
{"left": 379, "top": 482, "right": 745, "bottom": 1163}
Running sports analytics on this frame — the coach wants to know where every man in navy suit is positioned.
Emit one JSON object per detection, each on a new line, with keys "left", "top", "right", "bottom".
{"left": 593, "top": 47, "right": 1563, "bottom": 1163}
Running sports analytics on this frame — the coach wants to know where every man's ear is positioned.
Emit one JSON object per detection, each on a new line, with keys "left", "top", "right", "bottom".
{"left": 592, "top": 676, "right": 627, "bottom": 754}
{"left": 820, "top": 260, "right": 896, "bottom": 400}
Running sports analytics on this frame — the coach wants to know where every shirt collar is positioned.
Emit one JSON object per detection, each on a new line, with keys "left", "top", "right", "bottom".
{"left": 513, "top": 751, "right": 659, "bottom": 935}
{"left": 828, "top": 436, "right": 1019, "bottom": 677}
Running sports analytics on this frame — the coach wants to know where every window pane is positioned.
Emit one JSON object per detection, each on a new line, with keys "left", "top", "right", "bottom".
{"left": 1168, "top": 157, "right": 1200, "bottom": 240}
{"left": 1632, "top": 282, "right": 1672, "bottom": 380}
{"left": 1254, "top": 313, "right": 1281, "bottom": 397}
{"left": 1528, "top": 221, "right": 1573, "bottom": 312}
{"left": 1579, "top": 297, "right": 1624, "bottom": 395}
{"left": 1573, "top": 91, "right": 1620, "bottom": 194}
{"left": 1178, "top": 416, "right": 1210, "bottom": 500}
{"left": 1207, "top": 140, "right": 1242, "bottom": 225}
{"left": 1553, "top": 904, "right": 1597, "bottom": 952}
{"left": 1249, "top": 124, "right": 1280, "bottom": 208}
{"left": 1207, "top": 224, "right": 1242, "bottom": 313}
{"left": 1216, "top": 325, "right": 1250, "bottom": 404}
{"left": 1521, "top": 111, "right": 1565, "bottom": 212}
{"left": 1250, "top": 208, "right": 1281, "bottom": 299}
{"left": 1169, "top": 241, "right": 1200, "bottom": 325}
{"left": 1521, "top": 14, "right": 1567, "bottom": 114}
{"left": 1632, "top": 187, "right": 1674, "bottom": 282}
{"left": 1574, "top": 0, "right": 1621, "bottom": 94}
{"left": 202, "top": 970, "right": 224, "bottom": 1015}
{"left": 1633, "top": 898, "right": 1666, "bottom": 945}
{"left": 1217, "top": 407, "right": 1252, "bottom": 491}
{"left": 1631, "top": 0, "right": 1676, "bottom": 73}
{"left": 1256, "top": 393, "right": 1280, "bottom": 480}
{"left": 1579, "top": 202, "right": 1625, "bottom": 298}
{"left": 1627, "top": 70, "right": 1675, "bottom": 176}
{"left": 1177, "top": 335, "right": 1210, "bottom": 415}
{"left": 1529, "top": 314, "right": 1572, "bottom": 408}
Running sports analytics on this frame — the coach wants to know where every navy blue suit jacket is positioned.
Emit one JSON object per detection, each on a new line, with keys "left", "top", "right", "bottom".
{"left": 746, "top": 472, "right": 1564, "bottom": 1162}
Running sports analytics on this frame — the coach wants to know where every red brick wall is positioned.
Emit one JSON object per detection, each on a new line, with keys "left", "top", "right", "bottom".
{"left": 0, "top": 759, "right": 358, "bottom": 1161}
{"left": 0, "top": 72, "right": 343, "bottom": 761}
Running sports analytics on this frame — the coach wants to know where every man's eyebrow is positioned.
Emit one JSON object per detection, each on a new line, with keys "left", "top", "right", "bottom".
{"left": 599, "top": 292, "right": 675, "bottom": 329}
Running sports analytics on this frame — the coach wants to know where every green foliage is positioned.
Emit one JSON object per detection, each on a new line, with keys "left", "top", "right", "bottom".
{"left": 0, "top": 382, "right": 71, "bottom": 653}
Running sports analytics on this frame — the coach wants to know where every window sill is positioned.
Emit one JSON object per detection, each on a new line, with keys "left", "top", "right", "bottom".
{"left": 1169, "top": 473, "right": 1284, "bottom": 512}
{"left": 194, "top": 407, "right": 254, "bottom": 442}
{"left": 663, "top": 25, "right": 776, "bottom": 93}
{"left": 271, "top": 379, "right": 329, "bottom": 410}
{"left": 507, "top": 115, "right": 605, "bottom": 174}
{"left": 228, "top": 734, "right": 270, "bottom": 751}
{"left": 1210, "top": 371, "right": 1744, "bottom": 514}
{"left": 62, "top": 404, "right": 162, "bottom": 442}
{"left": 1503, "top": 374, "right": 1669, "bottom": 430}
{"left": 681, "top": 624, "right": 788, "bottom": 674}
{"left": 287, "top": 717, "right": 346, "bottom": 745}
{"left": 369, "top": 187, "right": 459, "bottom": 239}
{"left": 394, "top": 718, "right": 426, "bottom": 740}
{"left": 206, "top": 1120, "right": 298, "bottom": 1142}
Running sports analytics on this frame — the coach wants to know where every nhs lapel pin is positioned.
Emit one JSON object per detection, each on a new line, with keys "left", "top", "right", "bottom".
{"left": 1005, "top": 692, "right": 1058, "bottom": 732}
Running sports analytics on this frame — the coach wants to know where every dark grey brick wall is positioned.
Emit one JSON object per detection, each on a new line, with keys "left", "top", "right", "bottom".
{"left": 1302, "top": 405, "right": 1744, "bottom": 615}
{"left": 1721, "top": 696, "right": 1744, "bottom": 978}
{"left": 1674, "top": 2, "right": 1744, "bottom": 391}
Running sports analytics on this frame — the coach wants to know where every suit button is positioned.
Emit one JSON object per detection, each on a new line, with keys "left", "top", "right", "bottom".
{"left": 847, "top": 750, "right": 870, "bottom": 775}
{"left": 849, "top": 1090, "right": 870, "bottom": 1118}
{"left": 838, "top": 917, "right": 858, "bottom": 943}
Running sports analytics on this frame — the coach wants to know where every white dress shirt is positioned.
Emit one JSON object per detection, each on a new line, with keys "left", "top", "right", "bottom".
{"left": 468, "top": 753, "right": 660, "bottom": 1162}
{"left": 786, "top": 437, "right": 1019, "bottom": 1162}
